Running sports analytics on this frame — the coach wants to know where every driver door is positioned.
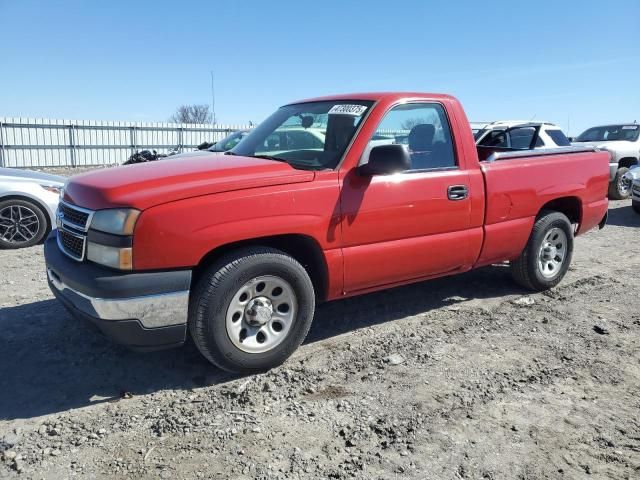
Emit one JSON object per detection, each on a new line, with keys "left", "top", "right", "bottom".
{"left": 339, "top": 102, "right": 475, "bottom": 293}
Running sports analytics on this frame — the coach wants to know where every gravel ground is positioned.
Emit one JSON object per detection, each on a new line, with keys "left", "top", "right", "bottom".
{"left": 0, "top": 198, "right": 639, "bottom": 479}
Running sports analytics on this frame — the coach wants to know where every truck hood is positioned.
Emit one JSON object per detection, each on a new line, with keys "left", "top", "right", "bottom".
{"left": 63, "top": 154, "right": 315, "bottom": 210}
{"left": 572, "top": 140, "right": 622, "bottom": 148}
{"left": 572, "top": 140, "right": 630, "bottom": 149}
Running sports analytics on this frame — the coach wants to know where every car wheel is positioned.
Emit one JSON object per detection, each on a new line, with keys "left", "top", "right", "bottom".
{"left": 633, "top": 200, "right": 640, "bottom": 215}
{"left": 189, "top": 246, "right": 315, "bottom": 373}
{"left": 510, "top": 211, "right": 574, "bottom": 291}
{"left": 0, "top": 199, "right": 49, "bottom": 249}
{"left": 608, "top": 167, "right": 631, "bottom": 200}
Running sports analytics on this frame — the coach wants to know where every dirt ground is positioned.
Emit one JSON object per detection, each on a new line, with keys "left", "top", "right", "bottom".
{"left": 0, "top": 198, "right": 639, "bottom": 480}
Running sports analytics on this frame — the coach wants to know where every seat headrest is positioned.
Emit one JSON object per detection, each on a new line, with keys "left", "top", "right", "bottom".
{"left": 408, "top": 124, "right": 435, "bottom": 151}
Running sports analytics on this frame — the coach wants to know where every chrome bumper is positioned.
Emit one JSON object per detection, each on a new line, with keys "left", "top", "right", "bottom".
{"left": 47, "top": 268, "right": 189, "bottom": 328}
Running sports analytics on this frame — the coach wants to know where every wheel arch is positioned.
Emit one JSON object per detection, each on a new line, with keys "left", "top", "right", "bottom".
{"left": 192, "top": 233, "right": 329, "bottom": 302}
{"left": 0, "top": 193, "right": 53, "bottom": 235}
{"left": 537, "top": 196, "right": 582, "bottom": 227}
{"left": 619, "top": 157, "right": 638, "bottom": 169}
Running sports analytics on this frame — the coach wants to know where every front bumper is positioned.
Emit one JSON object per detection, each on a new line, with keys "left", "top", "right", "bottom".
{"left": 44, "top": 232, "right": 191, "bottom": 351}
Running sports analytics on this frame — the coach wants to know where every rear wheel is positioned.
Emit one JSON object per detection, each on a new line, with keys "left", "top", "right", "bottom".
{"left": 189, "top": 247, "right": 315, "bottom": 373}
{"left": 609, "top": 167, "right": 631, "bottom": 200}
{"left": 0, "top": 199, "right": 49, "bottom": 249}
{"left": 510, "top": 211, "right": 573, "bottom": 291}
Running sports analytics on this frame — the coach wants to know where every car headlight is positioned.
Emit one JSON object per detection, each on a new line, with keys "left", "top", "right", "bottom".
{"left": 40, "top": 184, "right": 63, "bottom": 195}
{"left": 86, "top": 208, "right": 140, "bottom": 270}
{"left": 90, "top": 209, "right": 140, "bottom": 235}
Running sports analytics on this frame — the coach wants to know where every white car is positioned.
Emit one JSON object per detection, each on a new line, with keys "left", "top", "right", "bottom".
{"left": 0, "top": 168, "right": 65, "bottom": 249}
{"left": 475, "top": 121, "right": 572, "bottom": 150}
{"left": 572, "top": 124, "right": 640, "bottom": 200}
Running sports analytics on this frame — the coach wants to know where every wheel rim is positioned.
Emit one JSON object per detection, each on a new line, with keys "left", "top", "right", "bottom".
{"left": 537, "top": 227, "right": 567, "bottom": 278}
{"left": 619, "top": 173, "right": 632, "bottom": 196}
{"left": 0, "top": 204, "right": 40, "bottom": 244}
{"left": 226, "top": 275, "right": 297, "bottom": 354}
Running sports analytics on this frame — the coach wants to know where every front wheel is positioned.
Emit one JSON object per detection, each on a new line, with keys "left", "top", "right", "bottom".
{"left": 189, "top": 247, "right": 316, "bottom": 373}
{"left": 510, "top": 211, "right": 574, "bottom": 291}
{"left": 609, "top": 167, "right": 631, "bottom": 200}
{"left": 0, "top": 199, "right": 49, "bottom": 249}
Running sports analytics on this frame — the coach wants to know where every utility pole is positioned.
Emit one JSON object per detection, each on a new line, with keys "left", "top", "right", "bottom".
{"left": 210, "top": 71, "right": 216, "bottom": 126}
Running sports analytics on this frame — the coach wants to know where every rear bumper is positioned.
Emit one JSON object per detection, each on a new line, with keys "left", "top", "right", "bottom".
{"left": 44, "top": 232, "right": 191, "bottom": 350}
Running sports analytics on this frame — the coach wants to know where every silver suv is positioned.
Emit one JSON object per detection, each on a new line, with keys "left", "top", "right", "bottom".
{"left": 572, "top": 124, "right": 640, "bottom": 200}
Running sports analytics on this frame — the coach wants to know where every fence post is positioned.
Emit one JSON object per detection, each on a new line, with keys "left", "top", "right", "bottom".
{"left": 0, "top": 121, "right": 5, "bottom": 168}
{"left": 129, "top": 126, "right": 137, "bottom": 157}
{"left": 178, "top": 127, "right": 183, "bottom": 153}
{"left": 69, "top": 124, "right": 77, "bottom": 168}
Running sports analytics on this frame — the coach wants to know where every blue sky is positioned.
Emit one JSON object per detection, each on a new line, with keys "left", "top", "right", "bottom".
{"left": 1, "top": 0, "right": 639, "bottom": 135}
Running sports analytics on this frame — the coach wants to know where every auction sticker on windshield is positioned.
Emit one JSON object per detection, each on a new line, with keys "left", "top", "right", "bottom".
{"left": 329, "top": 104, "right": 367, "bottom": 116}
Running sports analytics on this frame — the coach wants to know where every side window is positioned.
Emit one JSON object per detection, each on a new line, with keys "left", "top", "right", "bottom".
{"left": 546, "top": 130, "right": 570, "bottom": 146}
{"left": 508, "top": 127, "right": 537, "bottom": 149}
{"left": 369, "top": 103, "right": 456, "bottom": 170}
{"left": 481, "top": 129, "right": 508, "bottom": 147}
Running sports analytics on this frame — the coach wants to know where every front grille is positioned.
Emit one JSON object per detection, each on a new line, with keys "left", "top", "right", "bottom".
{"left": 58, "top": 202, "right": 91, "bottom": 231}
{"left": 56, "top": 201, "right": 94, "bottom": 261}
{"left": 57, "top": 228, "right": 86, "bottom": 260}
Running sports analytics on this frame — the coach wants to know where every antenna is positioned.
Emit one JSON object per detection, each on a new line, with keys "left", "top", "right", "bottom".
{"left": 210, "top": 71, "right": 216, "bottom": 126}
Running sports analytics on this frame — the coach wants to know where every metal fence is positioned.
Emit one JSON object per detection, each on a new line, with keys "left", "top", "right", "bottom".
{"left": 0, "top": 117, "right": 251, "bottom": 168}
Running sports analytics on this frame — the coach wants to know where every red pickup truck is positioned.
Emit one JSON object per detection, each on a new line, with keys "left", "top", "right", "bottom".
{"left": 45, "top": 93, "right": 609, "bottom": 373}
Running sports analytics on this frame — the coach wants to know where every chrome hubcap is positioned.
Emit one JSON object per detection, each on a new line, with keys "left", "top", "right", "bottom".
{"left": 226, "top": 275, "right": 297, "bottom": 353}
{"left": 538, "top": 227, "right": 567, "bottom": 278}
{"left": 619, "top": 174, "right": 632, "bottom": 195}
{"left": 0, "top": 205, "right": 40, "bottom": 244}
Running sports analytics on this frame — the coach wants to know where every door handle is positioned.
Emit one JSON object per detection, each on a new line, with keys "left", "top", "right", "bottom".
{"left": 447, "top": 185, "right": 468, "bottom": 201}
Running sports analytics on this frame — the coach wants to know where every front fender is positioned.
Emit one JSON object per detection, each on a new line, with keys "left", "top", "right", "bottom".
{"left": 132, "top": 178, "right": 341, "bottom": 270}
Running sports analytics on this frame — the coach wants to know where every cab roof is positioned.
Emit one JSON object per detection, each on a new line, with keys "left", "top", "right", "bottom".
{"left": 287, "top": 92, "right": 457, "bottom": 105}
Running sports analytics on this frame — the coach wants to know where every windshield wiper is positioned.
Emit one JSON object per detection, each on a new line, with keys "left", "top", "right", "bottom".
{"left": 224, "top": 151, "right": 238, "bottom": 155}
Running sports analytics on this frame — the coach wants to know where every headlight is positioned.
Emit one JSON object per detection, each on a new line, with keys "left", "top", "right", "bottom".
{"left": 86, "top": 208, "right": 139, "bottom": 270}
{"left": 90, "top": 209, "right": 140, "bottom": 235}
{"left": 40, "top": 184, "right": 62, "bottom": 195}
{"left": 87, "top": 242, "right": 133, "bottom": 270}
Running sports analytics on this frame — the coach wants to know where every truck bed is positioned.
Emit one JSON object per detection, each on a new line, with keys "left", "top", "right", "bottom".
{"left": 474, "top": 146, "right": 610, "bottom": 267}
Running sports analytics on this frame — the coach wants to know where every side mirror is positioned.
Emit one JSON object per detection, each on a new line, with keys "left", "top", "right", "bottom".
{"left": 567, "top": 137, "right": 575, "bottom": 142}
{"left": 358, "top": 144, "right": 410, "bottom": 176}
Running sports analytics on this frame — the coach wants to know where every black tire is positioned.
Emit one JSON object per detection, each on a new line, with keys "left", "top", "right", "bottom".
{"left": 633, "top": 200, "right": 640, "bottom": 215}
{"left": 608, "top": 167, "right": 630, "bottom": 200}
{"left": 0, "top": 198, "right": 49, "bottom": 249}
{"left": 189, "top": 247, "right": 315, "bottom": 373}
{"left": 510, "top": 211, "right": 574, "bottom": 291}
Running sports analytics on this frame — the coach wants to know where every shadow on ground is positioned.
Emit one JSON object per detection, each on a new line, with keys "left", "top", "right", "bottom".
{"left": 0, "top": 263, "right": 522, "bottom": 421}
{"left": 606, "top": 203, "right": 640, "bottom": 228}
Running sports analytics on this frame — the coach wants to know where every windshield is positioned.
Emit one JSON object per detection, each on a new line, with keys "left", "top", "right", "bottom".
{"left": 576, "top": 125, "right": 640, "bottom": 142}
{"left": 231, "top": 100, "right": 374, "bottom": 170}
{"left": 208, "top": 131, "right": 249, "bottom": 152}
